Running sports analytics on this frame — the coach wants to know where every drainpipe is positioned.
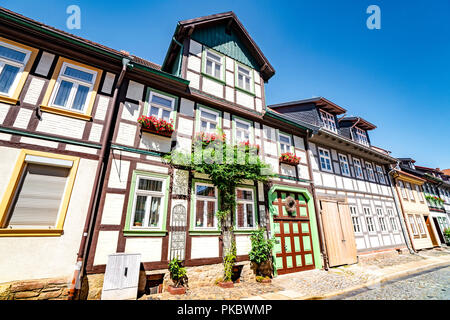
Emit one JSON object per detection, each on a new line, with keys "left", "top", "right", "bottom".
{"left": 305, "top": 130, "right": 329, "bottom": 270}
{"left": 349, "top": 117, "right": 361, "bottom": 141}
{"left": 388, "top": 165, "right": 416, "bottom": 254}
{"left": 68, "top": 56, "right": 132, "bottom": 300}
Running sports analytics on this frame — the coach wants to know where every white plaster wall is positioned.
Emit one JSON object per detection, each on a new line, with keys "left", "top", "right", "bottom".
{"left": 186, "top": 71, "right": 200, "bottom": 90}
{"left": 0, "top": 103, "right": 10, "bottom": 125}
{"left": 36, "top": 113, "right": 86, "bottom": 139}
{"left": 135, "top": 162, "right": 169, "bottom": 174}
{"left": 34, "top": 52, "right": 55, "bottom": 77}
{"left": 101, "top": 72, "right": 115, "bottom": 95}
{"left": 236, "top": 235, "right": 251, "bottom": 256}
{"left": 236, "top": 90, "right": 254, "bottom": 110}
{"left": 94, "top": 96, "right": 109, "bottom": 121}
{"left": 101, "top": 193, "right": 125, "bottom": 225}
{"left": 126, "top": 80, "right": 144, "bottom": 101}
{"left": 13, "top": 108, "right": 32, "bottom": 129}
{"left": 23, "top": 77, "right": 45, "bottom": 105}
{"left": 93, "top": 231, "right": 120, "bottom": 266}
{"left": 202, "top": 77, "right": 224, "bottom": 98}
{"left": 191, "top": 237, "right": 219, "bottom": 259}
{"left": 125, "top": 238, "right": 163, "bottom": 262}
{"left": 139, "top": 133, "right": 171, "bottom": 153}
{"left": 179, "top": 98, "right": 195, "bottom": 117}
{"left": 0, "top": 150, "right": 97, "bottom": 282}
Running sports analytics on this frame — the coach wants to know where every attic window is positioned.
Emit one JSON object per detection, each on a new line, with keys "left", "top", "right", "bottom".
{"left": 236, "top": 64, "right": 253, "bottom": 93}
{"left": 319, "top": 110, "right": 337, "bottom": 133}
{"left": 354, "top": 127, "right": 369, "bottom": 146}
{"left": 203, "top": 49, "right": 224, "bottom": 81}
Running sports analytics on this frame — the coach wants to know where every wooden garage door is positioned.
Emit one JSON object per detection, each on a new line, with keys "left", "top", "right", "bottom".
{"left": 320, "top": 200, "right": 357, "bottom": 267}
{"left": 272, "top": 191, "right": 315, "bottom": 275}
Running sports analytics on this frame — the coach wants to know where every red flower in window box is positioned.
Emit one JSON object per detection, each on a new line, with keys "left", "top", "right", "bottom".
{"left": 193, "top": 132, "right": 226, "bottom": 147}
{"left": 279, "top": 152, "right": 300, "bottom": 165}
{"left": 138, "top": 115, "right": 174, "bottom": 137}
{"left": 238, "top": 140, "right": 260, "bottom": 154}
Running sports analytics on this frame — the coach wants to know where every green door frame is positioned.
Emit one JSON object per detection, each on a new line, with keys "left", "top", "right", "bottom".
{"left": 268, "top": 184, "right": 322, "bottom": 276}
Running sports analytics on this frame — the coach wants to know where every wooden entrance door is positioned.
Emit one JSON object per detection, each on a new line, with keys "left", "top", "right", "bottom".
{"left": 320, "top": 199, "right": 357, "bottom": 267}
{"left": 432, "top": 217, "right": 445, "bottom": 244}
{"left": 272, "top": 191, "right": 315, "bottom": 275}
{"left": 425, "top": 215, "right": 439, "bottom": 246}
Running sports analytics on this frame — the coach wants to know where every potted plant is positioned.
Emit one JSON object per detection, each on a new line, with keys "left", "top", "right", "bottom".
{"left": 279, "top": 152, "right": 300, "bottom": 165}
{"left": 444, "top": 228, "right": 450, "bottom": 244}
{"left": 167, "top": 258, "right": 188, "bottom": 295}
{"left": 217, "top": 241, "right": 236, "bottom": 288}
{"left": 249, "top": 228, "right": 275, "bottom": 283}
{"left": 138, "top": 115, "right": 174, "bottom": 137}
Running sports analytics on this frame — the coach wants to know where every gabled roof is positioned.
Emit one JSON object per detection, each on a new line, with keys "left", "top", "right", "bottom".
{"left": 162, "top": 11, "right": 275, "bottom": 81}
{"left": 269, "top": 97, "right": 347, "bottom": 115}
{"left": 339, "top": 116, "right": 377, "bottom": 130}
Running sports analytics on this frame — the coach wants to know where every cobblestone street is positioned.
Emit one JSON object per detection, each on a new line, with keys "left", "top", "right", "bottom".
{"left": 141, "top": 247, "right": 450, "bottom": 300}
{"left": 338, "top": 265, "right": 450, "bottom": 300}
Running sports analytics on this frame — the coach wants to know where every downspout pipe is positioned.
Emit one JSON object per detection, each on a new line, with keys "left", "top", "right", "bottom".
{"left": 68, "top": 57, "right": 132, "bottom": 299}
{"left": 388, "top": 164, "right": 416, "bottom": 254}
{"left": 305, "top": 130, "right": 329, "bottom": 270}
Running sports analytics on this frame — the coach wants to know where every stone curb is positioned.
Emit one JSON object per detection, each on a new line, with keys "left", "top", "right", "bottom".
{"left": 301, "top": 257, "right": 450, "bottom": 300}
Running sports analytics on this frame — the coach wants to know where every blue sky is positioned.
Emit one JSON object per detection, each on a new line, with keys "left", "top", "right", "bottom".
{"left": 4, "top": 0, "right": 450, "bottom": 168}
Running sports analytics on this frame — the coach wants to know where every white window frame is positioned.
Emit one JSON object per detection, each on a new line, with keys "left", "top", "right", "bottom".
{"left": 353, "top": 158, "right": 363, "bottom": 179}
{"left": 198, "top": 107, "right": 220, "bottom": 134}
{"left": 398, "top": 180, "right": 408, "bottom": 199}
{"left": 408, "top": 215, "right": 418, "bottom": 236}
{"left": 338, "top": 153, "right": 350, "bottom": 176}
{"left": 406, "top": 182, "right": 415, "bottom": 201}
{"left": 319, "top": 110, "right": 337, "bottom": 133}
{"left": 350, "top": 206, "right": 361, "bottom": 233}
{"left": 376, "top": 165, "right": 386, "bottom": 184}
{"left": 0, "top": 40, "right": 32, "bottom": 97}
{"left": 49, "top": 61, "right": 97, "bottom": 113}
{"left": 129, "top": 175, "right": 166, "bottom": 230}
{"left": 236, "top": 64, "right": 253, "bottom": 93}
{"left": 194, "top": 182, "right": 218, "bottom": 230}
{"left": 203, "top": 48, "right": 224, "bottom": 81}
{"left": 365, "top": 162, "right": 375, "bottom": 182}
{"left": 318, "top": 147, "right": 333, "bottom": 173}
{"left": 415, "top": 215, "right": 426, "bottom": 236}
{"left": 376, "top": 208, "right": 387, "bottom": 232}
{"left": 235, "top": 187, "right": 256, "bottom": 230}
{"left": 279, "top": 132, "right": 292, "bottom": 154}
{"left": 147, "top": 90, "right": 175, "bottom": 122}
{"left": 387, "top": 209, "right": 398, "bottom": 231}
{"left": 234, "top": 118, "right": 253, "bottom": 144}
{"left": 354, "top": 127, "right": 369, "bottom": 146}
{"left": 363, "top": 207, "right": 375, "bottom": 233}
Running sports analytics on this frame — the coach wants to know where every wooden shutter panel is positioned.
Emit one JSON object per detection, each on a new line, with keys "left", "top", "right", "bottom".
{"left": 7, "top": 163, "right": 70, "bottom": 228}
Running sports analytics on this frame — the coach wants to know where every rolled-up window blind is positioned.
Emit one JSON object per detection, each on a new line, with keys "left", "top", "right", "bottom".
{"left": 6, "top": 163, "right": 70, "bottom": 228}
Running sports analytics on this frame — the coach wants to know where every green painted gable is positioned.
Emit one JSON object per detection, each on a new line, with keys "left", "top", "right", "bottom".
{"left": 191, "top": 23, "right": 259, "bottom": 70}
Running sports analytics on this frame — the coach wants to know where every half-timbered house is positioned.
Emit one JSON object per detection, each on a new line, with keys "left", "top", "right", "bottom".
{"left": 268, "top": 98, "right": 409, "bottom": 266}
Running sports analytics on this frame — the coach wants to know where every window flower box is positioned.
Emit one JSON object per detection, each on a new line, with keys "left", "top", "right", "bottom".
{"left": 138, "top": 115, "right": 174, "bottom": 137}
{"left": 238, "top": 140, "right": 260, "bottom": 154}
{"left": 279, "top": 152, "right": 300, "bottom": 165}
{"left": 193, "top": 132, "right": 226, "bottom": 147}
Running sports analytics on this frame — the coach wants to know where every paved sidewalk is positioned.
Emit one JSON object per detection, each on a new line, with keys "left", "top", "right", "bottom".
{"left": 241, "top": 249, "right": 450, "bottom": 300}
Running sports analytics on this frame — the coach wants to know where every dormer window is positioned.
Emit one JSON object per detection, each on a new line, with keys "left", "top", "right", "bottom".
{"left": 319, "top": 110, "right": 337, "bottom": 133}
{"left": 354, "top": 127, "right": 369, "bottom": 146}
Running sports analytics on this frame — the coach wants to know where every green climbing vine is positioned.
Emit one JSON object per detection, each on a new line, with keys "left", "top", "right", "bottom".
{"left": 164, "top": 129, "right": 275, "bottom": 281}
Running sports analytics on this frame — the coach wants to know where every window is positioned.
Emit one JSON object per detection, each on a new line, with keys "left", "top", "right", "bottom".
{"left": 350, "top": 206, "right": 361, "bottom": 233}
{"left": 203, "top": 48, "right": 223, "bottom": 81}
{"left": 318, "top": 148, "right": 332, "bottom": 172}
{"left": 236, "top": 64, "right": 252, "bottom": 92}
{"left": 406, "top": 183, "right": 415, "bottom": 201}
{"left": 42, "top": 57, "right": 102, "bottom": 120}
{"left": 353, "top": 158, "right": 363, "bottom": 179}
{"left": 376, "top": 208, "right": 387, "bottom": 232}
{"left": 235, "top": 118, "right": 252, "bottom": 144}
{"left": 130, "top": 176, "right": 166, "bottom": 229}
{"left": 376, "top": 165, "right": 386, "bottom": 184}
{"left": 366, "top": 162, "right": 375, "bottom": 182}
{"left": 398, "top": 180, "right": 408, "bottom": 199}
{"left": 338, "top": 154, "right": 350, "bottom": 176}
{"left": 387, "top": 209, "right": 398, "bottom": 231}
{"left": 408, "top": 215, "right": 418, "bottom": 236}
{"left": 0, "top": 40, "right": 32, "bottom": 98}
{"left": 319, "top": 110, "right": 337, "bottom": 133}
{"left": 415, "top": 215, "right": 426, "bottom": 236}
{"left": 364, "top": 207, "right": 375, "bottom": 232}
{"left": 198, "top": 107, "right": 220, "bottom": 133}
{"left": 194, "top": 183, "right": 218, "bottom": 229}
{"left": 279, "top": 133, "right": 292, "bottom": 154}
{"left": 354, "top": 127, "right": 369, "bottom": 146}
{"left": 0, "top": 150, "right": 79, "bottom": 236}
{"left": 235, "top": 188, "right": 256, "bottom": 230}
{"left": 50, "top": 62, "right": 98, "bottom": 113}
{"left": 147, "top": 91, "right": 175, "bottom": 122}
